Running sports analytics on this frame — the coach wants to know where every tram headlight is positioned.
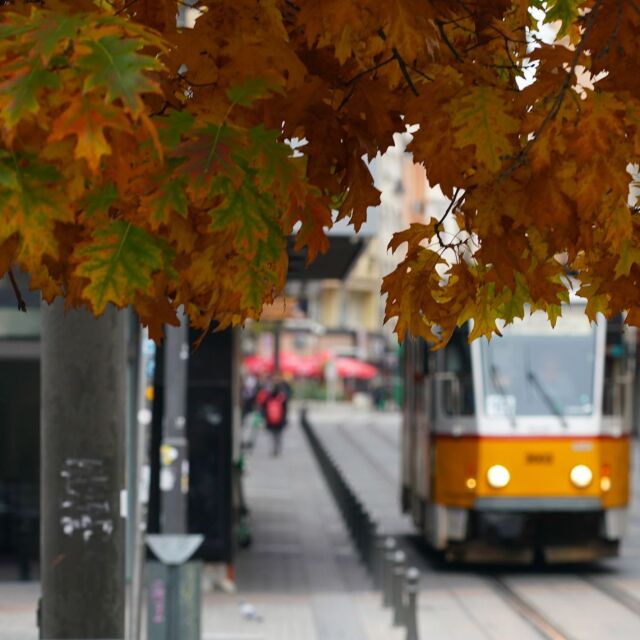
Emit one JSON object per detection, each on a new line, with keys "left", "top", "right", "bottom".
{"left": 486, "top": 465, "right": 510, "bottom": 489}
{"left": 569, "top": 464, "right": 593, "bottom": 488}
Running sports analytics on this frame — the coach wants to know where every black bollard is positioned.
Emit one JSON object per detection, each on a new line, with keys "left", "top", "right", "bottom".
{"left": 405, "top": 566, "right": 420, "bottom": 640}
{"left": 392, "top": 550, "right": 406, "bottom": 626}
{"left": 364, "top": 518, "right": 377, "bottom": 574}
{"left": 382, "top": 537, "right": 396, "bottom": 607}
{"left": 374, "top": 537, "right": 386, "bottom": 589}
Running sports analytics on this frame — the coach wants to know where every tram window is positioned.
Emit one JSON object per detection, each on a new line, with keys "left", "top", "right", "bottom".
{"left": 421, "top": 340, "right": 432, "bottom": 376}
{"left": 442, "top": 326, "right": 475, "bottom": 415}
{"left": 480, "top": 308, "right": 597, "bottom": 417}
{"left": 603, "top": 314, "right": 626, "bottom": 416}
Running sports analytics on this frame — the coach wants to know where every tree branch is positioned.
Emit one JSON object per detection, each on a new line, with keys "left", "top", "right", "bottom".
{"left": 434, "top": 188, "right": 465, "bottom": 249}
{"left": 115, "top": 0, "right": 140, "bottom": 16}
{"left": 500, "top": 0, "right": 605, "bottom": 181}
{"left": 376, "top": 28, "right": 420, "bottom": 96}
{"left": 391, "top": 47, "right": 419, "bottom": 96}
{"left": 435, "top": 19, "right": 463, "bottom": 62}
{"left": 8, "top": 269, "right": 26, "bottom": 312}
{"left": 344, "top": 55, "right": 396, "bottom": 87}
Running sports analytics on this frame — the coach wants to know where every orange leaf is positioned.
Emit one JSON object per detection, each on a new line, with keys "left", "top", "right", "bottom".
{"left": 48, "top": 95, "right": 129, "bottom": 172}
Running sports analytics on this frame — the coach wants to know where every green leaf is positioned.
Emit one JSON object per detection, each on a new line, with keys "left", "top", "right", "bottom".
{"left": 546, "top": 303, "right": 562, "bottom": 328}
{"left": 30, "top": 15, "right": 83, "bottom": 63}
{"left": 83, "top": 182, "right": 118, "bottom": 219}
{"left": 248, "top": 125, "right": 295, "bottom": 193}
{"left": 141, "top": 173, "right": 189, "bottom": 228}
{"left": 0, "top": 59, "right": 60, "bottom": 126}
{"left": 0, "top": 152, "right": 18, "bottom": 190}
{"left": 209, "top": 176, "right": 280, "bottom": 258}
{"left": 237, "top": 235, "right": 285, "bottom": 310}
{"left": 615, "top": 239, "right": 640, "bottom": 278}
{"left": 227, "top": 77, "right": 284, "bottom": 107}
{"left": 77, "top": 35, "right": 162, "bottom": 114}
{"left": 451, "top": 87, "right": 520, "bottom": 173}
{"left": 0, "top": 153, "right": 68, "bottom": 258}
{"left": 543, "top": 0, "right": 586, "bottom": 37}
{"left": 76, "top": 220, "right": 175, "bottom": 313}
{"left": 158, "top": 110, "right": 195, "bottom": 148}
{"left": 495, "top": 274, "right": 529, "bottom": 326}
{"left": 172, "top": 124, "right": 243, "bottom": 198}
{"left": 0, "top": 21, "right": 37, "bottom": 42}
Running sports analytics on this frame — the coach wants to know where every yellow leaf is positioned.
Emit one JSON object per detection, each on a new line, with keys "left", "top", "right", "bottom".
{"left": 451, "top": 87, "right": 520, "bottom": 173}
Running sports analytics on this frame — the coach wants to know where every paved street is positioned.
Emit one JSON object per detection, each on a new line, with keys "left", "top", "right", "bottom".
{"left": 4, "top": 402, "right": 640, "bottom": 639}
{"left": 307, "top": 403, "right": 640, "bottom": 639}
{"left": 0, "top": 406, "right": 401, "bottom": 640}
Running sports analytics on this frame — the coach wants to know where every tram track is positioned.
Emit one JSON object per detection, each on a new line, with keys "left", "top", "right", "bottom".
{"left": 365, "top": 418, "right": 399, "bottom": 449}
{"left": 312, "top": 419, "right": 640, "bottom": 637}
{"left": 488, "top": 576, "right": 574, "bottom": 640}
{"left": 580, "top": 574, "right": 640, "bottom": 618}
{"left": 335, "top": 422, "right": 397, "bottom": 485}
{"left": 328, "top": 424, "right": 576, "bottom": 638}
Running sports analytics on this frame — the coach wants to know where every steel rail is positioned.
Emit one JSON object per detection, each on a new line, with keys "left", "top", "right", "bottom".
{"left": 581, "top": 575, "right": 640, "bottom": 618}
{"left": 488, "top": 576, "right": 574, "bottom": 640}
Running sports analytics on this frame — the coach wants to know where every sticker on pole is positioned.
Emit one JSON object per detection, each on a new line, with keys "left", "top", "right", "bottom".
{"left": 160, "top": 444, "right": 179, "bottom": 466}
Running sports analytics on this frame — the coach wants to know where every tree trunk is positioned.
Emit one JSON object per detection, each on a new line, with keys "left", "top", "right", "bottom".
{"left": 40, "top": 300, "right": 126, "bottom": 639}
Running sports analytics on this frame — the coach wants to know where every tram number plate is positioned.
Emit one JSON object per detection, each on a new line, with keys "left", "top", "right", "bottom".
{"left": 525, "top": 452, "right": 554, "bottom": 464}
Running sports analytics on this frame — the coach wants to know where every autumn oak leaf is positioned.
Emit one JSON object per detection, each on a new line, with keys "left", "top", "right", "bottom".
{"left": 75, "top": 220, "right": 175, "bottom": 314}
{"left": 75, "top": 35, "right": 163, "bottom": 115}
{"left": 0, "top": 58, "right": 60, "bottom": 128}
{"left": 451, "top": 87, "right": 520, "bottom": 173}
{"left": 48, "top": 95, "right": 129, "bottom": 173}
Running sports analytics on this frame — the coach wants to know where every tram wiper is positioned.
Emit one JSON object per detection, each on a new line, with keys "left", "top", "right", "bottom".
{"left": 525, "top": 369, "right": 569, "bottom": 429}
{"left": 489, "top": 363, "right": 517, "bottom": 428}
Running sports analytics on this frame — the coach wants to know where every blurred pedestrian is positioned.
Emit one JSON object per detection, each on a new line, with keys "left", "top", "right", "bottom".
{"left": 242, "top": 376, "right": 268, "bottom": 452}
{"left": 263, "top": 385, "right": 287, "bottom": 456}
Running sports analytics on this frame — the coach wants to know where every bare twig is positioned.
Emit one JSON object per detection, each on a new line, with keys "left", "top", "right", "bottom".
{"left": 338, "top": 55, "right": 397, "bottom": 109}
{"left": 345, "top": 55, "right": 396, "bottom": 86}
{"left": 434, "top": 188, "right": 465, "bottom": 249}
{"left": 115, "top": 0, "right": 140, "bottom": 16}
{"left": 391, "top": 47, "right": 419, "bottom": 96}
{"left": 376, "top": 28, "right": 420, "bottom": 96}
{"left": 8, "top": 269, "right": 26, "bottom": 312}
{"left": 436, "top": 19, "right": 463, "bottom": 62}
{"left": 592, "top": 0, "right": 622, "bottom": 64}
{"left": 409, "top": 64, "right": 434, "bottom": 82}
{"left": 500, "top": 0, "right": 605, "bottom": 181}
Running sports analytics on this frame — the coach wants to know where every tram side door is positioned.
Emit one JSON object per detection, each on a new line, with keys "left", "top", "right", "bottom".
{"left": 408, "top": 339, "right": 433, "bottom": 525}
{"left": 401, "top": 339, "right": 414, "bottom": 511}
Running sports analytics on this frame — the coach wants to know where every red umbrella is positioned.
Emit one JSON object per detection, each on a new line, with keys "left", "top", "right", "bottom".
{"left": 333, "top": 356, "right": 378, "bottom": 380}
{"left": 295, "top": 353, "right": 325, "bottom": 378}
{"left": 243, "top": 352, "right": 325, "bottom": 378}
{"left": 243, "top": 354, "right": 272, "bottom": 375}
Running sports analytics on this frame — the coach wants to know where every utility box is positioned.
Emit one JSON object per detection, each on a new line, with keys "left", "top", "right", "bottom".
{"left": 146, "top": 534, "right": 203, "bottom": 640}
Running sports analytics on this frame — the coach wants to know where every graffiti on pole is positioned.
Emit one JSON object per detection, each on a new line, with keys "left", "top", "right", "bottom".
{"left": 59, "top": 458, "right": 114, "bottom": 541}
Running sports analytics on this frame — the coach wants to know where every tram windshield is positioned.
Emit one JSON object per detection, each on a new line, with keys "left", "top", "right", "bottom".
{"left": 479, "top": 307, "right": 597, "bottom": 418}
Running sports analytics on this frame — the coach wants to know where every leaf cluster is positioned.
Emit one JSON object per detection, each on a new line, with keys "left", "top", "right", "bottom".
{"left": 1, "top": 0, "right": 640, "bottom": 344}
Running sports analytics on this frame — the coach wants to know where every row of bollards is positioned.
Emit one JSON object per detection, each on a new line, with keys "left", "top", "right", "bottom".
{"left": 375, "top": 537, "right": 420, "bottom": 640}
{"left": 300, "top": 411, "right": 420, "bottom": 639}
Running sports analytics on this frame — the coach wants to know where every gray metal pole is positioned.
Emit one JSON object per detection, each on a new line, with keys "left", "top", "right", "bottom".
{"left": 161, "top": 314, "right": 189, "bottom": 534}
{"left": 41, "top": 300, "right": 126, "bottom": 639}
{"left": 129, "top": 328, "right": 155, "bottom": 640}
{"left": 273, "top": 321, "right": 282, "bottom": 375}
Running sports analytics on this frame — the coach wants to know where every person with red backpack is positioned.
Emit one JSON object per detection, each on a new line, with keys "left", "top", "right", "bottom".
{"left": 263, "top": 386, "right": 287, "bottom": 456}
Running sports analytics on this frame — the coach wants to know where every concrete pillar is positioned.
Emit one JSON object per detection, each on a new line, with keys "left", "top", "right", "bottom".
{"left": 40, "top": 300, "right": 126, "bottom": 639}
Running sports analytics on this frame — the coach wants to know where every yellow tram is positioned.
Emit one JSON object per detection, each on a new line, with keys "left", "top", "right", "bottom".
{"left": 401, "top": 305, "right": 635, "bottom": 563}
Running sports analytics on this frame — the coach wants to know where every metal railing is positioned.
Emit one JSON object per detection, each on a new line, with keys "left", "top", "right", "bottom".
{"left": 301, "top": 409, "right": 420, "bottom": 639}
